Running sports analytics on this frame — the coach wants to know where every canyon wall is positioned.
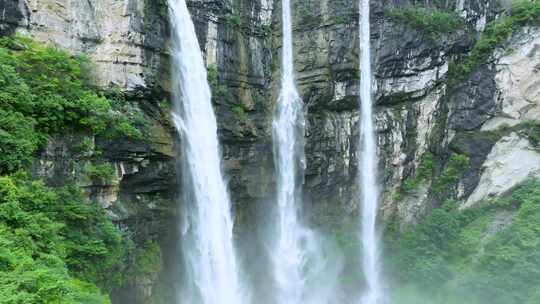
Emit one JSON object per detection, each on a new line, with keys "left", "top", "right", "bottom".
{"left": 1, "top": 0, "right": 538, "bottom": 302}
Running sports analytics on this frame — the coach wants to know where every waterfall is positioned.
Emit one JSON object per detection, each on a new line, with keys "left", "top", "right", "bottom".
{"left": 270, "top": 0, "right": 323, "bottom": 303}
{"left": 168, "top": 1, "right": 246, "bottom": 303}
{"left": 272, "top": 0, "right": 307, "bottom": 301}
{"left": 358, "top": 0, "right": 382, "bottom": 303}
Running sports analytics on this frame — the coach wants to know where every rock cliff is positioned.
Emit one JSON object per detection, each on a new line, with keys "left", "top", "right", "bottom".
{"left": 1, "top": 0, "right": 538, "bottom": 303}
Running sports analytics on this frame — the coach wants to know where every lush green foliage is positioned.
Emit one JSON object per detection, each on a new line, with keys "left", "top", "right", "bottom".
{"left": 83, "top": 163, "right": 116, "bottom": 184}
{"left": 143, "top": 0, "right": 168, "bottom": 19}
{"left": 0, "top": 36, "right": 140, "bottom": 174}
{"left": 131, "top": 241, "right": 162, "bottom": 277}
{"left": 463, "top": 180, "right": 540, "bottom": 304}
{"left": 231, "top": 105, "right": 248, "bottom": 120}
{"left": 0, "top": 109, "right": 41, "bottom": 173}
{"left": 225, "top": 14, "right": 242, "bottom": 28}
{"left": 398, "top": 153, "right": 468, "bottom": 200}
{"left": 401, "top": 152, "right": 435, "bottom": 194}
{"left": 207, "top": 64, "right": 227, "bottom": 97}
{"left": 55, "top": 185, "right": 127, "bottom": 289}
{"left": 0, "top": 173, "right": 131, "bottom": 303}
{"left": 0, "top": 33, "right": 164, "bottom": 302}
{"left": 448, "top": 0, "right": 540, "bottom": 85}
{"left": 432, "top": 153, "right": 469, "bottom": 196}
{"left": 0, "top": 35, "right": 159, "bottom": 302}
{"left": 386, "top": 179, "right": 540, "bottom": 304}
{"left": 387, "top": 7, "right": 464, "bottom": 38}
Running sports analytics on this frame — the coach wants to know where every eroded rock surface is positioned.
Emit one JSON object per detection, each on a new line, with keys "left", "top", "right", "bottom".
{"left": 483, "top": 27, "right": 540, "bottom": 130}
{"left": 465, "top": 133, "right": 540, "bottom": 207}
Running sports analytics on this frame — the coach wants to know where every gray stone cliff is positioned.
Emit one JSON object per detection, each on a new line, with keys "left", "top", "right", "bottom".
{"left": 1, "top": 0, "right": 538, "bottom": 302}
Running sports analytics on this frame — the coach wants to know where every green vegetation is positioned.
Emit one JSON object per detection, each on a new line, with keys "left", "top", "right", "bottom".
{"left": 101, "top": 86, "right": 148, "bottom": 138}
{"left": 432, "top": 153, "right": 469, "bottom": 196}
{"left": 295, "top": 2, "right": 322, "bottom": 27}
{"left": 0, "top": 35, "right": 140, "bottom": 174}
{"left": 387, "top": 7, "right": 464, "bottom": 38}
{"left": 84, "top": 163, "right": 116, "bottom": 184}
{"left": 453, "top": 122, "right": 540, "bottom": 154}
{"left": 401, "top": 152, "right": 435, "bottom": 194}
{"left": 330, "top": 0, "right": 353, "bottom": 25}
{"left": 0, "top": 173, "right": 129, "bottom": 303}
{"left": 72, "top": 137, "right": 95, "bottom": 155}
{"left": 0, "top": 109, "right": 41, "bottom": 173}
{"left": 0, "top": 37, "right": 140, "bottom": 174}
{"left": 0, "top": 36, "right": 146, "bottom": 302}
{"left": 131, "top": 241, "right": 162, "bottom": 277}
{"left": 448, "top": 0, "right": 540, "bottom": 86}
{"left": 225, "top": 14, "right": 242, "bottom": 28}
{"left": 231, "top": 105, "right": 248, "bottom": 120}
{"left": 156, "top": 0, "right": 168, "bottom": 19}
{"left": 207, "top": 64, "right": 227, "bottom": 97}
{"left": 386, "top": 179, "right": 540, "bottom": 304}
{"left": 397, "top": 152, "right": 468, "bottom": 201}
{"left": 143, "top": 0, "right": 168, "bottom": 19}
{"left": 257, "top": 25, "right": 273, "bottom": 37}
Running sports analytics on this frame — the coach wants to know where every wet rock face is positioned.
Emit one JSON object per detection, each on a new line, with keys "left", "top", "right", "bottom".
{"left": 184, "top": 0, "right": 277, "bottom": 211}
{"left": 296, "top": 0, "right": 478, "bottom": 220}
{"left": 0, "top": 0, "right": 27, "bottom": 35}
{"left": 6, "top": 0, "right": 513, "bottom": 238}
{"left": 448, "top": 66, "right": 498, "bottom": 131}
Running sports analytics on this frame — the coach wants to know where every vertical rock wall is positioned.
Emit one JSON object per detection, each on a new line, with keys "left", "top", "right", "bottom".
{"left": 2, "top": 0, "right": 540, "bottom": 302}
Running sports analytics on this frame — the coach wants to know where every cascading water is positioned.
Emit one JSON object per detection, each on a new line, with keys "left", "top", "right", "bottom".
{"left": 270, "top": 0, "right": 322, "bottom": 303}
{"left": 358, "top": 0, "right": 383, "bottom": 303}
{"left": 168, "top": 1, "right": 246, "bottom": 303}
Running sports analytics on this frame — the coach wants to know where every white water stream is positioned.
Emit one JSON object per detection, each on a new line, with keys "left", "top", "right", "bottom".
{"left": 169, "top": 1, "right": 246, "bottom": 303}
{"left": 358, "top": 0, "right": 383, "bottom": 303}
{"left": 271, "top": 0, "right": 308, "bottom": 302}
{"left": 270, "top": 0, "right": 330, "bottom": 303}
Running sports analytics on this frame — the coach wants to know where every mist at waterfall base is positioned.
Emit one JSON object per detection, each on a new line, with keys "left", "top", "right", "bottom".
{"left": 266, "top": 0, "right": 344, "bottom": 303}
{"left": 168, "top": 0, "right": 248, "bottom": 303}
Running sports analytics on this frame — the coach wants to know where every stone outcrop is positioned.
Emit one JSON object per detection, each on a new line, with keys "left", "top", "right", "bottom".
{"left": 393, "top": 24, "right": 540, "bottom": 223}
{"left": 483, "top": 27, "right": 540, "bottom": 131}
{"left": 464, "top": 133, "right": 540, "bottom": 208}
{"left": 461, "top": 27, "right": 540, "bottom": 207}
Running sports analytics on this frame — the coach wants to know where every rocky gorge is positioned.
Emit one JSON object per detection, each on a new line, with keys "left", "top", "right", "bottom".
{"left": 0, "top": 0, "right": 539, "bottom": 303}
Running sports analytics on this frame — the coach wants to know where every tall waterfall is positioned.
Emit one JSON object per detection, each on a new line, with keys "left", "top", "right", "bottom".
{"left": 169, "top": 1, "right": 245, "bottom": 303}
{"left": 358, "top": 0, "right": 382, "bottom": 303}
{"left": 270, "top": 0, "right": 320, "bottom": 302}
